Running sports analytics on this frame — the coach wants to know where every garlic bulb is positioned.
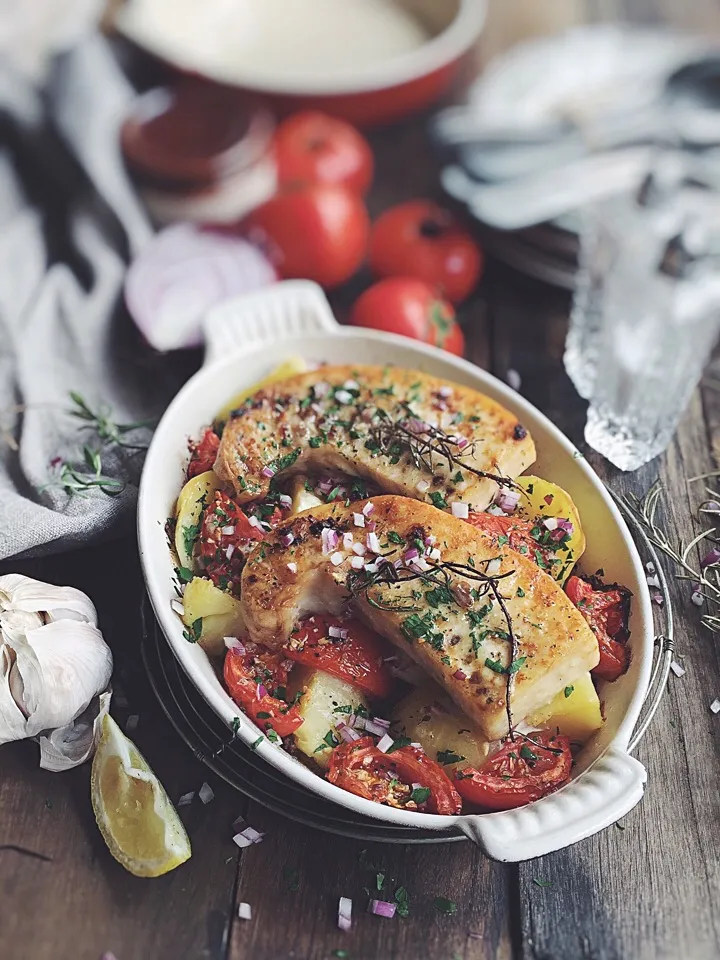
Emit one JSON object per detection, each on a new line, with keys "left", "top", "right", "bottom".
{"left": 0, "top": 574, "right": 113, "bottom": 770}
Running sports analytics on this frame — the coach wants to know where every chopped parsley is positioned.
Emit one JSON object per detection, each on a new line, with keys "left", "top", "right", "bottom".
{"left": 266, "top": 728, "right": 281, "bottom": 744}
{"left": 410, "top": 786, "right": 431, "bottom": 805}
{"left": 270, "top": 447, "right": 301, "bottom": 474}
{"left": 453, "top": 471, "right": 464, "bottom": 483}
{"left": 182, "top": 523, "right": 201, "bottom": 558}
{"left": 385, "top": 737, "right": 412, "bottom": 754}
{"left": 375, "top": 872, "right": 385, "bottom": 891}
{"left": 484, "top": 656, "right": 506, "bottom": 674}
{"left": 394, "top": 886, "right": 410, "bottom": 918}
{"left": 174, "top": 565, "right": 193, "bottom": 584}
{"left": 437, "top": 749, "right": 465, "bottom": 765}
{"left": 429, "top": 491, "right": 448, "bottom": 509}
{"left": 520, "top": 745, "right": 538, "bottom": 763}
{"left": 508, "top": 656, "right": 527, "bottom": 675}
{"left": 256, "top": 711, "right": 271, "bottom": 720}
{"left": 387, "top": 530, "right": 405, "bottom": 544}
{"left": 251, "top": 736, "right": 263, "bottom": 751}
{"left": 183, "top": 617, "right": 203, "bottom": 644}
{"left": 309, "top": 436, "right": 323, "bottom": 448}
{"left": 516, "top": 587, "right": 525, "bottom": 598}
{"left": 441, "top": 655, "right": 451, "bottom": 666}
{"left": 425, "top": 584, "right": 455, "bottom": 608}
{"left": 333, "top": 704, "right": 354, "bottom": 714}
{"left": 433, "top": 897, "right": 457, "bottom": 916}
{"left": 314, "top": 730, "right": 340, "bottom": 753}
{"left": 401, "top": 612, "right": 436, "bottom": 642}
{"left": 564, "top": 685, "right": 574, "bottom": 698}
{"left": 532, "top": 878, "right": 552, "bottom": 888}
{"left": 497, "top": 534, "right": 509, "bottom": 546}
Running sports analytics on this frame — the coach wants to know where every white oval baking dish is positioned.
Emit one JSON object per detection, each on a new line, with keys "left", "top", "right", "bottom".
{"left": 137, "top": 280, "right": 652, "bottom": 861}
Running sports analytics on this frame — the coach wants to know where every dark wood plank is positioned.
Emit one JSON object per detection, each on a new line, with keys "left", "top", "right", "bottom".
{"left": 0, "top": 540, "right": 243, "bottom": 960}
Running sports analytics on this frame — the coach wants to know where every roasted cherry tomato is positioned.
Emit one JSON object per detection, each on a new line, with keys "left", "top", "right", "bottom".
{"left": 328, "top": 736, "right": 462, "bottom": 814}
{"left": 350, "top": 278, "right": 464, "bottom": 356}
{"left": 197, "top": 490, "right": 265, "bottom": 593}
{"left": 286, "top": 615, "right": 394, "bottom": 700}
{"left": 274, "top": 111, "right": 374, "bottom": 195}
{"left": 465, "top": 512, "right": 562, "bottom": 576}
{"left": 242, "top": 184, "right": 369, "bottom": 289}
{"left": 565, "top": 576, "right": 632, "bottom": 682}
{"left": 454, "top": 731, "right": 572, "bottom": 811}
{"left": 369, "top": 200, "right": 483, "bottom": 303}
{"left": 187, "top": 427, "right": 220, "bottom": 479}
{"left": 224, "top": 644, "right": 304, "bottom": 738}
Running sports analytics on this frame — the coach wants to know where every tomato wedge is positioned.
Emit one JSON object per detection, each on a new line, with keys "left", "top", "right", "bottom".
{"left": 565, "top": 575, "right": 632, "bottom": 682}
{"left": 223, "top": 645, "right": 304, "bottom": 738}
{"left": 285, "top": 615, "right": 394, "bottom": 699}
{"left": 465, "top": 512, "right": 562, "bottom": 575}
{"left": 328, "top": 736, "right": 462, "bottom": 815}
{"left": 454, "top": 732, "right": 572, "bottom": 811}
{"left": 197, "top": 490, "right": 265, "bottom": 593}
{"left": 187, "top": 427, "right": 220, "bottom": 479}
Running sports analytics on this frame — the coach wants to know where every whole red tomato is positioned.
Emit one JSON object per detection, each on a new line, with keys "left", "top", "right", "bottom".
{"left": 369, "top": 200, "right": 483, "bottom": 303}
{"left": 243, "top": 184, "right": 369, "bottom": 289}
{"left": 350, "top": 277, "right": 464, "bottom": 356}
{"left": 275, "top": 111, "right": 374, "bottom": 195}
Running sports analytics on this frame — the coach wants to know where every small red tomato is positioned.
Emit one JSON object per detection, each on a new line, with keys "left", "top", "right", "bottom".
{"left": 243, "top": 184, "right": 369, "bottom": 289}
{"left": 274, "top": 111, "right": 374, "bottom": 195}
{"left": 369, "top": 200, "right": 483, "bottom": 303}
{"left": 350, "top": 277, "right": 464, "bottom": 356}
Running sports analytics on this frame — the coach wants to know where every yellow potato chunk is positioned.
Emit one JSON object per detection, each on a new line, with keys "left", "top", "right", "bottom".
{"left": 515, "top": 476, "right": 586, "bottom": 583}
{"left": 527, "top": 671, "right": 603, "bottom": 744}
{"left": 391, "top": 683, "right": 488, "bottom": 771}
{"left": 174, "top": 470, "right": 220, "bottom": 570}
{"left": 182, "top": 576, "right": 244, "bottom": 658}
{"left": 288, "top": 666, "right": 368, "bottom": 770}
{"left": 289, "top": 475, "right": 324, "bottom": 516}
{"left": 215, "top": 357, "right": 309, "bottom": 423}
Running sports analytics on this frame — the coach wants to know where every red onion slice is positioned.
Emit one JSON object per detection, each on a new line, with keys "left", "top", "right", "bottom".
{"left": 125, "top": 223, "right": 276, "bottom": 352}
{"left": 369, "top": 900, "right": 397, "bottom": 918}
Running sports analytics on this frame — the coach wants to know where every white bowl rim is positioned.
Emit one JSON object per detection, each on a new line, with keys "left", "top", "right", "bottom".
{"left": 138, "top": 324, "right": 654, "bottom": 832}
{"left": 118, "top": 0, "right": 488, "bottom": 97}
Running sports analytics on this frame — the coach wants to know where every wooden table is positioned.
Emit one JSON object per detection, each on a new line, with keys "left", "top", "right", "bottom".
{"left": 3, "top": 3, "right": 720, "bottom": 959}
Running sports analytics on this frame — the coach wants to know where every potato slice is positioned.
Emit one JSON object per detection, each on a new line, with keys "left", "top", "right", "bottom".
{"left": 174, "top": 470, "right": 220, "bottom": 570}
{"left": 391, "top": 683, "right": 488, "bottom": 772}
{"left": 289, "top": 475, "right": 324, "bottom": 516}
{"left": 527, "top": 671, "right": 602, "bottom": 744}
{"left": 515, "top": 476, "right": 586, "bottom": 583}
{"left": 215, "top": 357, "right": 309, "bottom": 423}
{"left": 182, "top": 576, "right": 244, "bottom": 658}
{"left": 287, "top": 666, "right": 368, "bottom": 770}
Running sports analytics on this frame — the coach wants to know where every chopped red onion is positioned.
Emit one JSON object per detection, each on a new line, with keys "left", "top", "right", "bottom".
{"left": 429, "top": 548, "right": 442, "bottom": 562}
{"left": 646, "top": 560, "right": 656, "bottom": 573}
{"left": 369, "top": 900, "right": 397, "bottom": 918}
{"left": 330, "top": 551, "right": 345, "bottom": 567}
{"left": 367, "top": 532, "right": 381, "bottom": 554}
{"left": 506, "top": 369, "right": 522, "bottom": 391}
{"left": 248, "top": 515, "right": 262, "bottom": 529}
{"left": 486, "top": 558, "right": 502, "bottom": 576}
{"left": 226, "top": 543, "right": 236, "bottom": 560}
{"left": 416, "top": 479, "right": 430, "bottom": 493}
{"left": 353, "top": 716, "right": 367, "bottom": 731}
{"left": 363, "top": 502, "right": 375, "bottom": 517}
{"left": 646, "top": 574, "right": 660, "bottom": 588}
{"left": 322, "top": 527, "right": 339, "bottom": 553}
{"left": 410, "top": 742, "right": 422, "bottom": 750}
{"left": 425, "top": 534, "right": 437, "bottom": 546}
{"left": 256, "top": 683, "right": 268, "bottom": 700}
{"left": 344, "top": 379, "right": 360, "bottom": 391}
{"left": 376, "top": 733, "right": 394, "bottom": 753}
{"left": 224, "top": 637, "right": 245, "bottom": 653}
{"left": 353, "top": 512, "right": 365, "bottom": 528}
{"left": 351, "top": 556, "right": 365, "bottom": 570}
{"left": 542, "top": 517, "right": 558, "bottom": 531}
{"left": 317, "top": 478, "right": 334, "bottom": 495}
{"left": 278, "top": 494, "right": 292, "bottom": 510}
{"left": 409, "top": 556, "right": 431, "bottom": 573}
{"left": 404, "top": 547, "right": 419, "bottom": 562}
{"left": 328, "top": 625, "right": 348, "bottom": 640}
{"left": 710, "top": 698, "right": 720, "bottom": 714}
{"left": 336, "top": 723, "right": 361, "bottom": 744}
{"left": 234, "top": 826, "right": 264, "bottom": 847}
{"left": 371, "top": 716, "right": 390, "bottom": 729}
{"left": 220, "top": 525, "right": 235, "bottom": 536}
{"left": 177, "top": 791, "right": 195, "bottom": 807}
{"left": 495, "top": 489, "right": 521, "bottom": 514}
{"left": 691, "top": 590, "right": 704, "bottom": 607}
{"left": 456, "top": 437, "right": 469, "bottom": 450}
{"left": 364, "top": 719, "right": 391, "bottom": 737}
{"left": 335, "top": 389, "right": 353, "bottom": 405}
{"left": 238, "top": 902, "right": 252, "bottom": 921}
{"left": 366, "top": 521, "right": 377, "bottom": 532}
{"left": 352, "top": 542, "right": 366, "bottom": 556}
{"left": 438, "top": 385, "right": 453, "bottom": 399}
{"left": 313, "top": 381, "right": 330, "bottom": 398}
{"left": 287, "top": 561, "right": 298, "bottom": 574}
{"left": 701, "top": 547, "right": 720, "bottom": 568}
{"left": 365, "top": 561, "right": 379, "bottom": 574}
{"left": 486, "top": 504, "right": 506, "bottom": 516}
{"left": 670, "top": 660, "right": 685, "bottom": 678}
{"left": 338, "top": 896, "right": 353, "bottom": 931}
{"left": 261, "top": 466, "right": 275, "bottom": 479}
{"left": 651, "top": 589, "right": 664, "bottom": 606}
{"left": 199, "top": 781, "right": 215, "bottom": 804}
{"left": 171, "top": 599, "right": 185, "bottom": 617}
{"left": 407, "top": 418, "right": 429, "bottom": 434}
{"left": 556, "top": 518, "right": 574, "bottom": 534}
{"left": 281, "top": 532, "right": 295, "bottom": 547}
{"left": 451, "top": 502, "right": 469, "bottom": 519}
{"left": 453, "top": 669, "right": 467, "bottom": 680}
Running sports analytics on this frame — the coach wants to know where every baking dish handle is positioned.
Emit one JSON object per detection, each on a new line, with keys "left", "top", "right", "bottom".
{"left": 456, "top": 747, "right": 647, "bottom": 861}
{"left": 201, "top": 280, "right": 340, "bottom": 368}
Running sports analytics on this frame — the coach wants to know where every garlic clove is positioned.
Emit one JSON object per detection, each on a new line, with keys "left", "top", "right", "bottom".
{"left": 0, "top": 574, "right": 97, "bottom": 626}
{"left": 0, "top": 661, "right": 29, "bottom": 744}
{"left": 38, "top": 691, "right": 111, "bottom": 772}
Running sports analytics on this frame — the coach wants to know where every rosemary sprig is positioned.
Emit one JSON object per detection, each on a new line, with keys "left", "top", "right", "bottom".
{"left": 52, "top": 446, "right": 125, "bottom": 497}
{"left": 69, "top": 391, "right": 152, "bottom": 450}
{"left": 619, "top": 479, "right": 720, "bottom": 632}
{"left": 346, "top": 554, "right": 520, "bottom": 736}
{"left": 366, "top": 410, "right": 517, "bottom": 491}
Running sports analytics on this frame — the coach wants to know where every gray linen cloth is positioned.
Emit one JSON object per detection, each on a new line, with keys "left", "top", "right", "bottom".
{"left": 0, "top": 36, "right": 187, "bottom": 560}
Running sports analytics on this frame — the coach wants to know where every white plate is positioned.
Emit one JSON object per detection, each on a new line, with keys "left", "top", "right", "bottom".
{"left": 138, "top": 281, "right": 652, "bottom": 861}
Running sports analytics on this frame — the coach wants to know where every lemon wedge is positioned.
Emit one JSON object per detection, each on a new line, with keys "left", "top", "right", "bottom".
{"left": 91, "top": 714, "right": 191, "bottom": 877}
{"left": 215, "top": 356, "right": 309, "bottom": 422}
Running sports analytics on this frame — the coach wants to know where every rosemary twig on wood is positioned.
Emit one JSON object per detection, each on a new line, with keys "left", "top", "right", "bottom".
{"left": 69, "top": 392, "right": 153, "bottom": 450}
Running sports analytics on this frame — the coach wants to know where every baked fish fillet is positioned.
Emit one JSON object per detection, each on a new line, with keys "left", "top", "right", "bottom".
{"left": 215, "top": 365, "right": 535, "bottom": 514}
{"left": 240, "top": 495, "right": 599, "bottom": 740}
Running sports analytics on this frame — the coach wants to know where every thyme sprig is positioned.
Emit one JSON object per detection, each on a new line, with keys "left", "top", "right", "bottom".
{"left": 346, "top": 554, "right": 520, "bottom": 736}
{"left": 619, "top": 478, "right": 720, "bottom": 633}
{"left": 366, "top": 410, "right": 517, "bottom": 491}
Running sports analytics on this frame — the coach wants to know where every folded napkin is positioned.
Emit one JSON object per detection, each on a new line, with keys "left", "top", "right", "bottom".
{"left": 0, "top": 35, "right": 186, "bottom": 560}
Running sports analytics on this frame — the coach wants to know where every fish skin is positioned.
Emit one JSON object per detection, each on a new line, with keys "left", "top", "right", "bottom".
{"left": 215, "top": 365, "right": 535, "bottom": 513}
{"left": 240, "top": 495, "right": 599, "bottom": 740}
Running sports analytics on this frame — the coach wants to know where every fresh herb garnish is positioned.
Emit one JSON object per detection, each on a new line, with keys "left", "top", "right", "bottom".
{"left": 429, "top": 491, "right": 448, "bottom": 509}
{"left": 386, "top": 737, "right": 412, "bottom": 754}
{"left": 520, "top": 745, "right": 537, "bottom": 762}
{"left": 175, "top": 565, "right": 193, "bottom": 584}
{"left": 394, "top": 886, "right": 410, "bottom": 918}
{"left": 433, "top": 897, "right": 457, "bottom": 916}
{"left": 533, "top": 878, "right": 552, "bottom": 888}
{"left": 437, "top": 749, "right": 465, "bottom": 765}
{"left": 410, "top": 786, "right": 431, "bottom": 805}
{"left": 387, "top": 531, "right": 405, "bottom": 544}
{"left": 564, "top": 685, "right": 574, "bottom": 698}
{"left": 183, "top": 618, "right": 203, "bottom": 643}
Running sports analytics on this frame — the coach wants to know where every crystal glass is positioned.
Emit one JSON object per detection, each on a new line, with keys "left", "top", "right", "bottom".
{"left": 567, "top": 190, "right": 720, "bottom": 471}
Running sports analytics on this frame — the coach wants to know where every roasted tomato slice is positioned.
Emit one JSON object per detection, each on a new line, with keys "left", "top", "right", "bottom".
{"left": 187, "top": 427, "right": 220, "bottom": 479}
{"left": 454, "top": 732, "right": 572, "bottom": 811}
{"left": 328, "top": 736, "right": 462, "bottom": 815}
{"left": 285, "top": 615, "right": 394, "bottom": 700}
{"left": 197, "top": 491, "right": 265, "bottom": 593}
{"left": 565, "top": 575, "right": 632, "bottom": 682}
{"left": 224, "top": 644, "right": 304, "bottom": 738}
{"left": 465, "top": 512, "right": 562, "bottom": 575}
